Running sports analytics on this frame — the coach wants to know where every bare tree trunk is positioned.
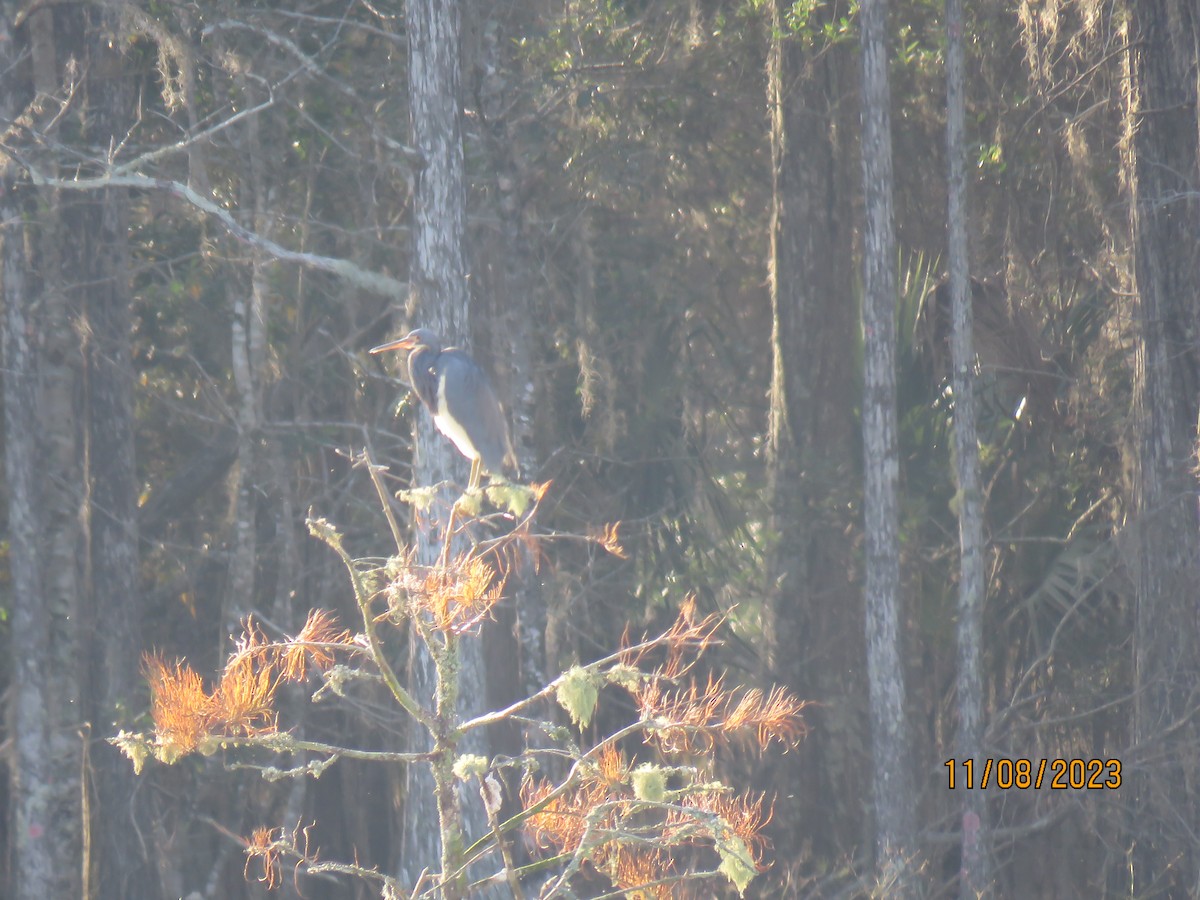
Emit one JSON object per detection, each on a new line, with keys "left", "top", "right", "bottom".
{"left": 945, "top": 1, "right": 990, "bottom": 894}
{"left": 401, "top": 0, "right": 489, "bottom": 886}
{"left": 67, "top": 13, "right": 162, "bottom": 896}
{"left": 3, "top": 8, "right": 84, "bottom": 897}
{"left": 228, "top": 88, "right": 270, "bottom": 630}
{"left": 1124, "top": 1, "right": 1200, "bottom": 894}
{"left": 82, "top": 134, "right": 161, "bottom": 900}
{"left": 859, "top": 0, "right": 918, "bottom": 886}
{"left": 1, "top": 175, "right": 55, "bottom": 900}
{"left": 764, "top": 0, "right": 863, "bottom": 859}
{"left": 1, "top": 15, "right": 68, "bottom": 896}
{"left": 470, "top": 0, "right": 549, "bottom": 761}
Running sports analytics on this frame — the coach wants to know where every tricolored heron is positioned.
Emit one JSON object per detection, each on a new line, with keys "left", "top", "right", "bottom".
{"left": 370, "top": 328, "right": 516, "bottom": 491}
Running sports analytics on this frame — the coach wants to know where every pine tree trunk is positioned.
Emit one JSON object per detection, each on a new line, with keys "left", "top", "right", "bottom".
{"left": 72, "top": 12, "right": 162, "bottom": 896}
{"left": 859, "top": 0, "right": 919, "bottom": 885}
{"left": 945, "top": 0, "right": 990, "bottom": 893}
{"left": 401, "top": 0, "right": 488, "bottom": 887}
{"left": 1125, "top": 1, "right": 1200, "bottom": 893}
{"left": 1, "top": 13, "right": 69, "bottom": 894}
{"left": 228, "top": 86, "right": 270, "bottom": 628}
{"left": 765, "top": 0, "right": 863, "bottom": 858}
{"left": 4, "top": 8, "right": 84, "bottom": 896}
{"left": 470, "top": 0, "right": 549, "bottom": 762}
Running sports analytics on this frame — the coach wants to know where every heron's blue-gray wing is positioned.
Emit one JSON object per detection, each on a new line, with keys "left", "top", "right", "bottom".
{"left": 438, "top": 350, "right": 516, "bottom": 476}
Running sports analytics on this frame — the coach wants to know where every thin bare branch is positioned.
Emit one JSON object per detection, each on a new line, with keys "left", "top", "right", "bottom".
{"left": 16, "top": 165, "right": 407, "bottom": 299}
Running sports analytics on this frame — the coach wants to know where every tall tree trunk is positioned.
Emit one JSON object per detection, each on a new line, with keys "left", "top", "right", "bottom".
{"left": 1, "top": 14, "right": 68, "bottom": 897}
{"left": 859, "top": 0, "right": 918, "bottom": 886}
{"left": 470, "top": 0, "right": 549, "bottom": 760}
{"left": 764, "top": 0, "right": 863, "bottom": 860}
{"left": 0, "top": 184, "right": 65, "bottom": 900}
{"left": 3, "top": 7, "right": 85, "bottom": 897}
{"left": 1125, "top": 1, "right": 1200, "bottom": 894}
{"left": 1, "top": 171, "right": 54, "bottom": 900}
{"left": 227, "top": 83, "right": 270, "bottom": 630}
{"left": 945, "top": 0, "right": 990, "bottom": 894}
{"left": 400, "top": 0, "right": 489, "bottom": 885}
{"left": 70, "top": 12, "right": 161, "bottom": 897}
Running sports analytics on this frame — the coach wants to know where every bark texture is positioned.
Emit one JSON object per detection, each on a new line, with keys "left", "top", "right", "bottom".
{"left": 1126, "top": 1, "right": 1200, "bottom": 894}
{"left": 401, "top": 0, "right": 489, "bottom": 885}
{"left": 946, "top": 0, "right": 990, "bottom": 893}
{"left": 72, "top": 12, "right": 161, "bottom": 896}
{"left": 859, "top": 0, "right": 918, "bottom": 884}
{"left": 471, "top": 2, "right": 549, "bottom": 766}
{"left": 764, "top": 0, "right": 863, "bottom": 859}
{"left": 5, "top": 7, "right": 83, "bottom": 896}
{"left": 2, "top": 11, "right": 70, "bottom": 892}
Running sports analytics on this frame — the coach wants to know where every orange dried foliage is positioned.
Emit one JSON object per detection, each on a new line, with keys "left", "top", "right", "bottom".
{"left": 145, "top": 654, "right": 211, "bottom": 756}
{"left": 213, "top": 646, "right": 278, "bottom": 737}
{"left": 739, "top": 685, "right": 809, "bottom": 749}
{"left": 520, "top": 730, "right": 780, "bottom": 895}
{"left": 144, "top": 612, "right": 357, "bottom": 757}
{"left": 590, "top": 522, "right": 628, "bottom": 559}
{"left": 618, "top": 596, "right": 723, "bottom": 676}
{"left": 634, "top": 674, "right": 807, "bottom": 756}
{"left": 521, "top": 777, "right": 584, "bottom": 854}
{"left": 612, "top": 844, "right": 677, "bottom": 899}
{"left": 635, "top": 675, "right": 725, "bottom": 755}
{"left": 522, "top": 742, "right": 774, "bottom": 895}
{"left": 243, "top": 826, "right": 283, "bottom": 890}
{"left": 522, "top": 746, "right": 634, "bottom": 856}
{"left": 411, "top": 556, "right": 506, "bottom": 633}
{"left": 662, "top": 598, "right": 723, "bottom": 679}
{"left": 596, "top": 743, "right": 631, "bottom": 788}
{"left": 521, "top": 774, "right": 610, "bottom": 856}
{"left": 279, "top": 608, "right": 353, "bottom": 682}
{"left": 668, "top": 791, "right": 774, "bottom": 866}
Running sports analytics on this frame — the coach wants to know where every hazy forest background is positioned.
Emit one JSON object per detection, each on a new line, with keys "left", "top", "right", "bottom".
{"left": 2, "top": 0, "right": 1199, "bottom": 897}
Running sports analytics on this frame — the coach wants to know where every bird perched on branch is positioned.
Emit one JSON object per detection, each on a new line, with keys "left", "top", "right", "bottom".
{"left": 371, "top": 328, "right": 516, "bottom": 491}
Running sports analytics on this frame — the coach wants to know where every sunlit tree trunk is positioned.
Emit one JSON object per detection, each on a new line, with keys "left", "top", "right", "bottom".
{"left": 1125, "top": 1, "right": 1200, "bottom": 893}
{"left": 946, "top": 0, "right": 990, "bottom": 894}
{"left": 401, "top": 0, "right": 488, "bottom": 887}
{"left": 859, "top": 0, "right": 918, "bottom": 886}
{"left": 764, "top": 0, "right": 863, "bottom": 859}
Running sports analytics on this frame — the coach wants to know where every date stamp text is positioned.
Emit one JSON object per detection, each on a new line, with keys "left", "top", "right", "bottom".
{"left": 944, "top": 758, "right": 1121, "bottom": 790}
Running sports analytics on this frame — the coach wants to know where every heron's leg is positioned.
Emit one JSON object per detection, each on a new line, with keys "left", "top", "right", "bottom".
{"left": 468, "top": 457, "right": 481, "bottom": 492}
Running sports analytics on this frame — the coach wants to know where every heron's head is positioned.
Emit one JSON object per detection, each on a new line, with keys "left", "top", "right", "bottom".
{"left": 369, "top": 327, "right": 443, "bottom": 356}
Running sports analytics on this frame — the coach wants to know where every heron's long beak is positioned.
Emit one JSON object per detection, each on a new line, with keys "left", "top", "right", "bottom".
{"left": 369, "top": 336, "right": 417, "bottom": 354}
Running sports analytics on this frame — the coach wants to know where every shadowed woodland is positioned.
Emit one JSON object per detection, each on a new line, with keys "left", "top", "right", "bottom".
{"left": 2, "top": 0, "right": 1199, "bottom": 897}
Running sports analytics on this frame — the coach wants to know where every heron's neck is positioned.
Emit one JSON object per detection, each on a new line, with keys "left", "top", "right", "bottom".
{"left": 408, "top": 346, "right": 439, "bottom": 412}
